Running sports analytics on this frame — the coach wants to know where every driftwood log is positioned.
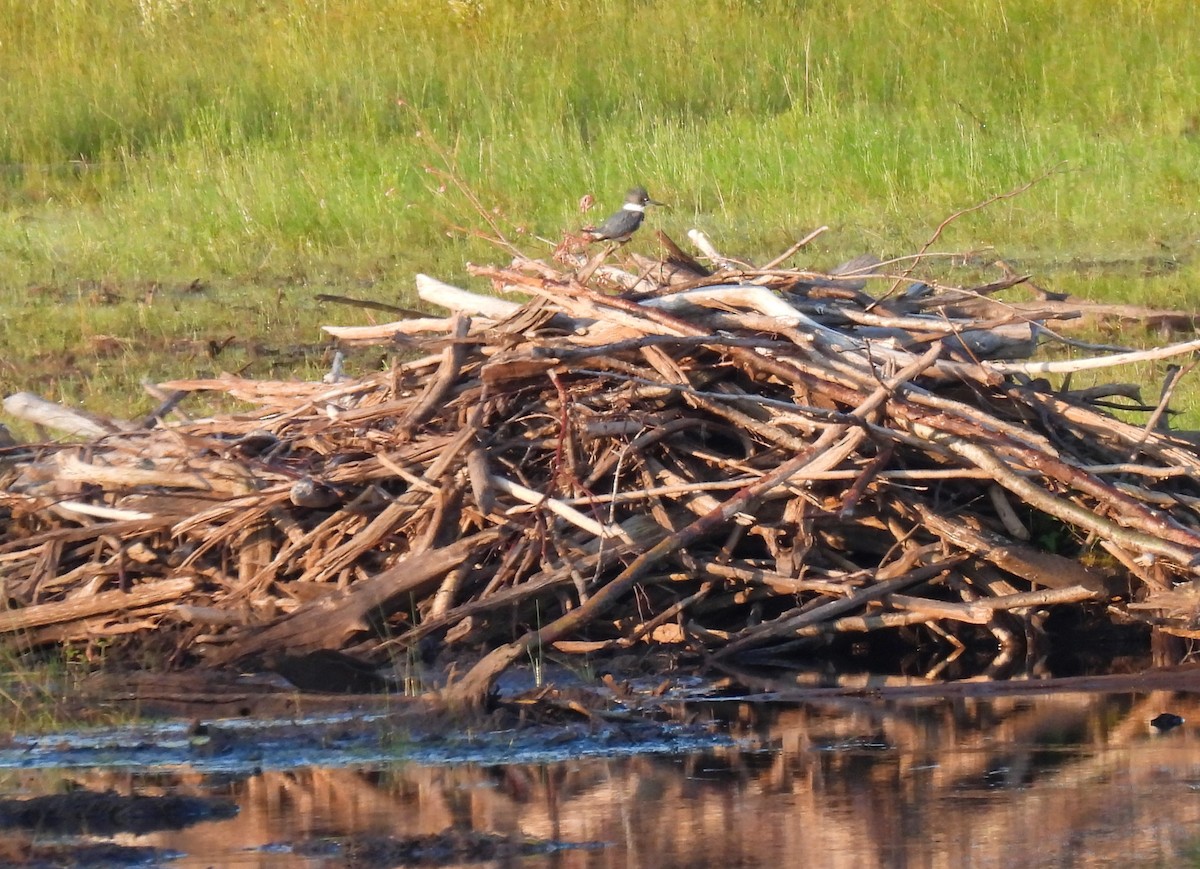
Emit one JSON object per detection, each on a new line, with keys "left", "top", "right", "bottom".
{"left": 3, "top": 233, "right": 1200, "bottom": 706}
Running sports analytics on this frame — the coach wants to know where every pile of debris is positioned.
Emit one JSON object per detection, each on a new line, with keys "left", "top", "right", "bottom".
{"left": 4, "top": 230, "right": 1200, "bottom": 705}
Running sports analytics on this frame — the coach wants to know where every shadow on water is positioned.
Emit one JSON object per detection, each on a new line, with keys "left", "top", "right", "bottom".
{"left": 5, "top": 673, "right": 1200, "bottom": 867}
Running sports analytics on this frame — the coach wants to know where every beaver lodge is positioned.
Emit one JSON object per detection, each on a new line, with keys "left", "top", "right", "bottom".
{"left": 4, "top": 228, "right": 1200, "bottom": 707}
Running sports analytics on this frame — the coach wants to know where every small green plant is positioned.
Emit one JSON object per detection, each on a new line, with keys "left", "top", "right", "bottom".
{"left": 0, "top": 645, "right": 91, "bottom": 735}
{"left": 527, "top": 601, "right": 544, "bottom": 689}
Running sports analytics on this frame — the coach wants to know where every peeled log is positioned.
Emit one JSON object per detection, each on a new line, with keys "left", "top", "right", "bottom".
{"left": 3, "top": 392, "right": 133, "bottom": 438}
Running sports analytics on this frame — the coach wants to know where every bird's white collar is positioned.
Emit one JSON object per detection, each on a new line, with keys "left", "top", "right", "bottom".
{"left": 622, "top": 202, "right": 646, "bottom": 213}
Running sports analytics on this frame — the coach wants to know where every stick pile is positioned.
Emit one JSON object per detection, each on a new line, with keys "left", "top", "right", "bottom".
{"left": 3, "top": 233, "right": 1200, "bottom": 705}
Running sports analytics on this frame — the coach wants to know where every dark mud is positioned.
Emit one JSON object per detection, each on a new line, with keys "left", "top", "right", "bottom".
{"left": 0, "top": 841, "right": 173, "bottom": 869}
{"left": 0, "top": 789, "right": 237, "bottom": 836}
{"left": 2, "top": 674, "right": 728, "bottom": 775}
{"left": 294, "top": 829, "right": 600, "bottom": 867}
{"left": 0, "top": 670, "right": 726, "bottom": 867}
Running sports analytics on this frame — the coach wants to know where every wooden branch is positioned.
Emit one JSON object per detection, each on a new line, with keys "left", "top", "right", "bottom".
{"left": 493, "top": 475, "right": 634, "bottom": 544}
{"left": 920, "top": 427, "right": 1200, "bottom": 572}
{"left": 55, "top": 453, "right": 262, "bottom": 495}
{"left": 686, "top": 229, "right": 750, "bottom": 270}
{"left": 4, "top": 219, "right": 1200, "bottom": 691}
{"left": 3, "top": 392, "right": 134, "bottom": 438}
{"left": 53, "top": 501, "right": 155, "bottom": 522}
{"left": 444, "top": 343, "right": 945, "bottom": 706}
{"left": 0, "top": 578, "right": 195, "bottom": 635}
{"left": 988, "top": 336, "right": 1200, "bottom": 375}
{"left": 398, "top": 313, "right": 470, "bottom": 437}
{"left": 211, "top": 529, "right": 501, "bottom": 664}
{"left": 758, "top": 226, "right": 830, "bottom": 270}
{"left": 323, "top": 318, "right": 460, "bottom": 340}
{"left": 416, "top": 273, "right": 521, "bottom": 318}
{"left": 715, "top": 558, "right": 964, "bottom": 655}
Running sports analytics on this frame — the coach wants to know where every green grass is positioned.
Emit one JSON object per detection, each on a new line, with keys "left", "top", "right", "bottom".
{"left": 1, "top": 0, "right": 1199, "bottom": 419}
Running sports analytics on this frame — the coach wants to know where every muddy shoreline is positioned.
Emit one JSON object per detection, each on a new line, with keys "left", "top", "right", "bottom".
{"left": 5, "top": 658, "right": 1200, "bottom": 867}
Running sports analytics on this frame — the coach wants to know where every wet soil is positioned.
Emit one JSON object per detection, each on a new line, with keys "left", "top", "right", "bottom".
{"left": 0, "top": 668, "right": 720, "bottom": 867}
{"left": 0, "top": 841, "right": 172, "bottom": 869}
{"left": 294, "top": 829, "right": 599, "bottom": 867}
{"left": 0, "top": 789, "right": 237, "bottom": 836}
{"left": 0, "top": 799, "right": 585, "bottom": 869}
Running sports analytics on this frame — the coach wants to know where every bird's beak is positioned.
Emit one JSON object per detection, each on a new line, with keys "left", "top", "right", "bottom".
{"left": 648, "top": 198, "right": 668, "bottom": 208}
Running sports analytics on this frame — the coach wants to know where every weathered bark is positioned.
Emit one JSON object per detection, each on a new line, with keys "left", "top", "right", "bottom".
{"left": 2, "top": 229, "right": 1199, "bottom": 699}
{"left": 210, "top": 530, "right": 501, "bottom": 664}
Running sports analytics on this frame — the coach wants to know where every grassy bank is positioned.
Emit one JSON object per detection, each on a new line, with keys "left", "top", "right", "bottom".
{"left": 1, "top": 0, "right": 1198, "bottom": 418}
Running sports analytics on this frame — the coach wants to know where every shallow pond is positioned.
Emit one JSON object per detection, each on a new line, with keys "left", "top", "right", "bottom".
{"left": 4, "top": 680, "right": 1200, "bottom": 868}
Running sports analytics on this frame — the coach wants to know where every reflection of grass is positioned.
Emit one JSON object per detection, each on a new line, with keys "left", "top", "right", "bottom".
{"left": 1, "top": 0, "right": 1199, "bottom": 419}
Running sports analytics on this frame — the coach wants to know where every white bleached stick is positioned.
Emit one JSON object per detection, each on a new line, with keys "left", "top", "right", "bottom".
{"left": 416, "top": 273, "right": 522, "bottom": 319}
{"left": 492, "top": 475, "right": 634, "bottom": 545}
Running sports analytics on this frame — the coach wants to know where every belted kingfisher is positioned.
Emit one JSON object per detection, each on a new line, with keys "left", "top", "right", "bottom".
{"left": 582, "top": 186, "right": 664, "bottom": 243}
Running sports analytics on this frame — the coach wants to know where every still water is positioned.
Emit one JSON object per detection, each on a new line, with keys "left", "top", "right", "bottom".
{"left": 4, "top": 687, "right": 1200, "bottom": 868}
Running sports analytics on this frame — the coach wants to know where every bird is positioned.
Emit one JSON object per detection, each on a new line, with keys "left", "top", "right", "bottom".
{"left": 267, "top": 649, "right": 400, "bottom": 694}
{"left": 582, "top": 186, "right": 665, "bottom": 244}
{"left": 1150, "top": 712, "right": 1185, "bottom": 733}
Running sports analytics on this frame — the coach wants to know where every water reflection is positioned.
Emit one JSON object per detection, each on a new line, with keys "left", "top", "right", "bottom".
{"left": 6, "top": 690, "right": 1200, "bottom": 867}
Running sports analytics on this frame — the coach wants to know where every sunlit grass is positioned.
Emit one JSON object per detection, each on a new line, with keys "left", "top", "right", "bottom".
{"left": 0, "top": 643, "right": 97, "bottom": 735}
{"left": 0, "top": 0, "right": 1198, "bottom": 420}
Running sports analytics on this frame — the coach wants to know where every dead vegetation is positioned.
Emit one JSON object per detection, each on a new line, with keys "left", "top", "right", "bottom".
{"left": 4, "top": 228, "right": 1200, "bottom": 707}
